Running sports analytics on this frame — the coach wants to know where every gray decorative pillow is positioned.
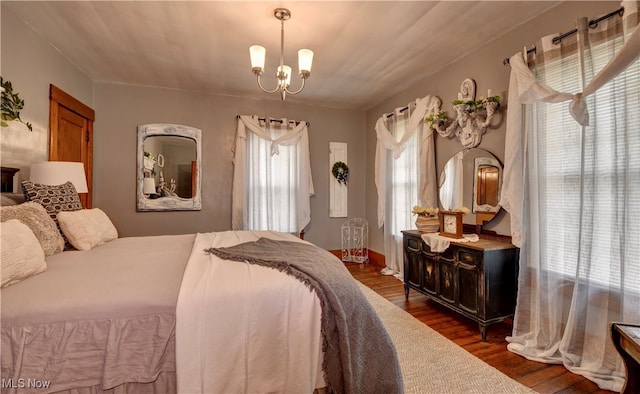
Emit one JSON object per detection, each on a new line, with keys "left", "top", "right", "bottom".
{"left": 21, "top": 180, "right": 83, "bottom": 248}
{"left": 0, "top": 202, "right": 65, "bottom": 255}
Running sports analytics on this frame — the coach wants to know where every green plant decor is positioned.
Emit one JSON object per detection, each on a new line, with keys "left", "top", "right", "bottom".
{"left": 1, "top": 77, "right": 33, "bottom": 131}
{"left": 424, "top": 110, "right": 449, "bottom": 129}
{"left": 451, "top": 95, "right": 502, "bottom": 114}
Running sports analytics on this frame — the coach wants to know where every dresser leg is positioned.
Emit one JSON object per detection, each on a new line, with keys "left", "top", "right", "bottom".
{"left": 611, "top": 323, "right": 640, "bottom": 394}
{"left": 404, "top": 285, "right": 409, "bottom": 299}
{"left": 480, "top": 324, "right": 487, "bottom": 341}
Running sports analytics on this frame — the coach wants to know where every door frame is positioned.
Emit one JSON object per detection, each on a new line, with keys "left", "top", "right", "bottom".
{"left": 49, "top": 84, "right": 95, "bottom": 208}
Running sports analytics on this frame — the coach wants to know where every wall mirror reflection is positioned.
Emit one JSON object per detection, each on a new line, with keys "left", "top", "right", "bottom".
{"left": 439, "top": 148, "right": 502, "bottom": 230}
{"left": 137, "top": 124, "right": 202, "bottom": 211}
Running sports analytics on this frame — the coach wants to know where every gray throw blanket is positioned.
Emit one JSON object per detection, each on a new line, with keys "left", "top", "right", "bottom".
{"left": 205, "top": 238, "right": 403, "bottom": 394}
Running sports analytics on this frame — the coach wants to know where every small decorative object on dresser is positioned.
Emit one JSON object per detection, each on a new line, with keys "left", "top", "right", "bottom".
{"left": 402, "top": 230, "right": 518, "bottom": 340}
{"left": 439, "top": 210, "right": 464, "bottom": 238}
{"left": 412, "top": 206, "right": 439, "bottom": 233}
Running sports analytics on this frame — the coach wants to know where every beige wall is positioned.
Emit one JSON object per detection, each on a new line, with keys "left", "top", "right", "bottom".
{"left": 1, "top": 3, "right": 366, "bottom": 251}
{"left": 364, "top": 1, "right": 616, "bottom": 254}
{"left": 93, "top": 83, "right": 365, "bottom": 249}
{"left": 0, "top": 4, "right": 93, "bottom": 186}
{"left": 2, "top": 1, "right": 619, "bottom": 254}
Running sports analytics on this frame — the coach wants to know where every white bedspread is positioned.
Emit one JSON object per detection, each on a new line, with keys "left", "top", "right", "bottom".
{"left": 175, "top": 231, "right": 325, "bottom": 394}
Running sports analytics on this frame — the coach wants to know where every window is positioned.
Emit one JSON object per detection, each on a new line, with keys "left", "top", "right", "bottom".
{"left": 246, "top": 124, "right": 299, "bottom": 233}
{"left": 381, "top": 112, "right": 420, "bottom": 275}
{"left": 388, "top": 115, "right": 419, "bottom": 238}
{"left": 232, "top": 116, "right": 313, "bottom": 234}
{"left": 532, "top": 35, "right": 640, "bottom": 291}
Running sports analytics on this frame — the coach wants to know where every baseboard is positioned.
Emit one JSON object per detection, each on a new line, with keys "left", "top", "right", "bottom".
{"left": 366, "top": 249, "right": 385, "bottom": 267}
{"left": 328, "top": 249, "right": 386, "bottom": 268}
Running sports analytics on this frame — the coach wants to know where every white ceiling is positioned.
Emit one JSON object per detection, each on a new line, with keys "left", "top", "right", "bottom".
{"left": 5, "top": 1, "right": 562, "bottom": 110}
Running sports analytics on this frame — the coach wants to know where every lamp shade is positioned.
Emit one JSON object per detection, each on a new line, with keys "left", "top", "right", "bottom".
{"left": 249, "top": 45, "right": 266, "bottom": 70}
{"left": 143, "top": 177, "right": 157, "bottom": 195}
{"left": 298, "top": 49, "right": 314, "bottom": 73}
{"left": 30, "top": 161, "right": 88, "bottom": 193}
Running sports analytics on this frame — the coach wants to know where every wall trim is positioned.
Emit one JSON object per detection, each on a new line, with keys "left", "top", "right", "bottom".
{"left": 328, "top": 249, "right": 386, "bottom": 268}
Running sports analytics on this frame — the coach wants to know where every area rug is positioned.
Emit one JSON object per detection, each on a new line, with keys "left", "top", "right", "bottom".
{"left": 359, "top": 283, "right": 536, "bottom": 393}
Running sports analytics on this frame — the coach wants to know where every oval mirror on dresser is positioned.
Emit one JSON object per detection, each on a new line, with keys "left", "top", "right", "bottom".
{"left": 438, "top": 148, "right": 502, "bottom": 230}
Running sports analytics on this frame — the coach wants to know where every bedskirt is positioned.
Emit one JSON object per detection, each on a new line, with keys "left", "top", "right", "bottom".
{"left": 1, "top": 235, "right": 194, "bottom": 394}
{"left": 51, "top": 372, "right": 176, "bottom": 394}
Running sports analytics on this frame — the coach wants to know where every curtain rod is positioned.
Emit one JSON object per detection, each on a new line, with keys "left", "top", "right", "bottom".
{"left": 236, "top": 115, "right": 310, "bottom": 127}
{"left": 502, "top": 6, "right": 625, "bottom": 66}
{"left": 385, "top": 106, "right": 409, "bottom": 118}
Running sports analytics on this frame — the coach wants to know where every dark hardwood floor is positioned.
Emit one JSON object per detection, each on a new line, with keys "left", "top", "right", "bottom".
{"left": 346, "top": 262, "right": 616, "bottom": 394}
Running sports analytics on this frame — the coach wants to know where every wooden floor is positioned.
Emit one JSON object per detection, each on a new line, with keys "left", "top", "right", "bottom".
{"left": 346, "top": 262, "right": 616, "bottom": 394}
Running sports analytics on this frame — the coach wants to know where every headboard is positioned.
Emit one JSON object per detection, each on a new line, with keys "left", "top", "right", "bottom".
{"left": 1, "top": 167, "right": 20, "bottom": 193}
{"left": 1, "top": 193, "right": 26, "bottom": 206}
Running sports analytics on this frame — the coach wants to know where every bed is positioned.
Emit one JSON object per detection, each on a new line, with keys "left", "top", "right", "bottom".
{"left": 1, "top": 194, "right": 402, "bottom": 394}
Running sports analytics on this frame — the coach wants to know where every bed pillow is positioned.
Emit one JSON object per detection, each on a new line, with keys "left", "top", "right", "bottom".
{"left": 21, "top": 180, "right": 83, "bottom": 247}
{"left": 57, "top": 208, "right": 118, "bottom": 251}
{"left": 0, "top": 202, "right": 64, "bottom": 256}
{"left": 1, "top": 219, "right": 47, "bottom": 288}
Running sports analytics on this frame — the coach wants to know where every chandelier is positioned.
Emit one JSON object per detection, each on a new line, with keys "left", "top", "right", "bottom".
{"left": 249, "top": 8, "right": 314, "bottom": 101}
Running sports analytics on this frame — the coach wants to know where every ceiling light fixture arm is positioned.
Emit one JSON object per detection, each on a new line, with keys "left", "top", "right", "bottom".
{"left": 255, "top": 74, "right": 281, "bottom": 94}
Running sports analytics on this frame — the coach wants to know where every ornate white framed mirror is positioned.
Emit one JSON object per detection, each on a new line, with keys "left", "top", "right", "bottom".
{"left": 137, "top": 123, "right": 202, "bottom": 211}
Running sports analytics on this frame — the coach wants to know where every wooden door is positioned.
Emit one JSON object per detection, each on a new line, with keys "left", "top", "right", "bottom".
{"left": 49, "top": 85, "right": 95, "bottom": 208}
{"left": 476, "top": 165, "right": 499, "bottom": 206}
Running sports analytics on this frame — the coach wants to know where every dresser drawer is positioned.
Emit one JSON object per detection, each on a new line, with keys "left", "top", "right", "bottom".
{"left": 457, "top": 249, "right": 480, "bottom": 267}
{"left": 406, "top": 235, "right": 422, "bottom": 251}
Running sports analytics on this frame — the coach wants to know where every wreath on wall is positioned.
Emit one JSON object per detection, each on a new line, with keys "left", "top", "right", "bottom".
{"left": 332, "top": 161, "right": 349, "bottom": 185}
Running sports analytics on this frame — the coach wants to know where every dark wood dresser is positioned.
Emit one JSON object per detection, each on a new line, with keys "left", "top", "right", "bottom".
{"left": 402, "top": 230, "right": 519, "bottom": 340}
{"left": 611, "top": 322, "right": 640, "bottom": 394}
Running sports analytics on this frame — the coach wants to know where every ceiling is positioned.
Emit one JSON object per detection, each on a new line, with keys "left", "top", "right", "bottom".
{"left": 5, "top": 1, "right": 562, "bottom": 110}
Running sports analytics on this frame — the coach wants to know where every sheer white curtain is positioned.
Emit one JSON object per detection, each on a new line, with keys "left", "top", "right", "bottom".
{"left": 375, "top": 96, "right": 440, "bottom": 277}
{"left": 232, "top": 115, "right": 314, "bottom": 233}
{"left": 502, "top": 2, "right": 640, "bottom": 390}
